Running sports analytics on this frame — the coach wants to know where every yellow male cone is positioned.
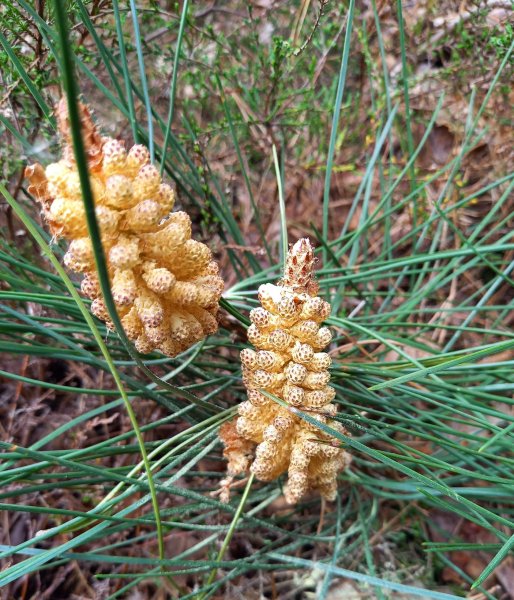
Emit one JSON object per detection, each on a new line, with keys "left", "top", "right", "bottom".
{"left": 221, "top": 239, "right": 351, "bottom": 504}
{"left": 26, "top": 100, "right": 223, "bottom": 357}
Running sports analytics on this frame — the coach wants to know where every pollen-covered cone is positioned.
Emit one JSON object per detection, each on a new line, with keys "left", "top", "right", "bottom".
{"left": 25, "top": 100, "right": 223, "bottom": 357}
{"left": 223, "top": 239, "right": 351, "bottom": 504}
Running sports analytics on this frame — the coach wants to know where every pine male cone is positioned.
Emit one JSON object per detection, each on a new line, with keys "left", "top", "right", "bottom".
{"left": 26, "top": 99, "right": 223, "bottom": 357}
{"left": 221, "top": 239, "right": 351, "bottom": 504}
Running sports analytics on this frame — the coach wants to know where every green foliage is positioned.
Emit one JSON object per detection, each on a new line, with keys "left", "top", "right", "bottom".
{"left": 489, "top": 22, "right": 514, "bottom": 61}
